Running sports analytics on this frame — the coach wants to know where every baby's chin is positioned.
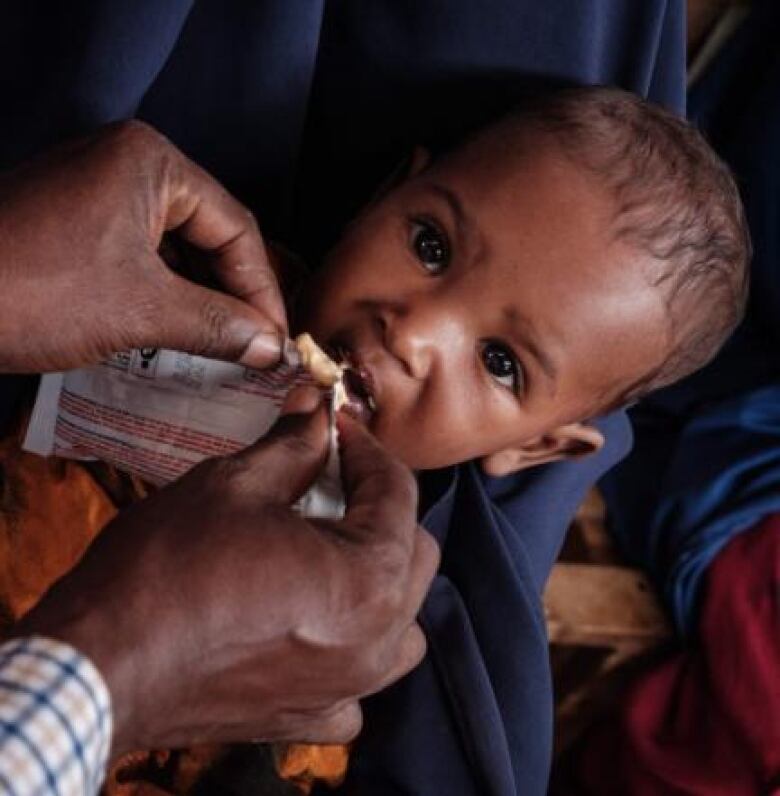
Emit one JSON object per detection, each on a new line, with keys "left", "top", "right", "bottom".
{"left": 359, "top": 416, "right": 459, "bottom": 472}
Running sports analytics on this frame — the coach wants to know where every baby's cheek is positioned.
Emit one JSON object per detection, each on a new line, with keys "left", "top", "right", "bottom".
{"left": 366, "top": 412, "right": 426, "bottom": 469}
{"left": 370, "top": 413, "right": 467, "bottom": 471}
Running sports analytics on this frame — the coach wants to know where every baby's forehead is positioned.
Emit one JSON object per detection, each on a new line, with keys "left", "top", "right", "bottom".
{"left": 429, "top": 113, "right": 575, "bottom": 176}
{"left": 422, "top": 127, "right": 618, "bottom": 225}
{"left": 423, "top": 145, "right": 618, "bottom": 260}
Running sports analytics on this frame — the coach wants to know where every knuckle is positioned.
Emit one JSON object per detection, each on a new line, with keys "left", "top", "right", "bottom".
{"left": 234, "top": 259, "right": 279, "bottom": 303}
{"left": 203, "top": 454, "right": 251, "bottom": 492}
{"left": 197, "top": 298, "right": 231, "bottom": 353}
{"left": 104, "top": 119, "right": 159, "bottom": 153}
{"left": 408, "top": 623, "right": 428, "bottom": 665}
{"left": 377, "top": 585, "right": 407, "bottom": 621}
{"left": 385, "top": 459, "right": 418, "bottom": 509}
{"left": 244, "top": 208, "right": 261, "bottom": 236}
{"left": 313, "top": 702, "right": 363, "bottom": 744}
{"left": 251, "top": 262, "right": 278, "bottom": 293}
{"left": 416, "top": 634, "right": 429, "bottom": 665}
{"left": 117, "top": 288, "right": 167, "bottom": 342}
{"left": 417, "top": 526, "right": 441, "bottom": 572}
{"left": 354, "top": 580, "right": 406, "bottom": 635}
{"left": 276, "top": 429, "right": 321, "bottom": 463}
{"left": 117, "top": 118, "right": 153, "bottom": 139}
{"left": 336, "top": 703, "right": 363, "bottom": 742}
{"left": 94, "top": 121, "right": 176, "bottom": 189}
{"left": 362, "top": 567, "right": 405, "bottom": 610}
{"left": 348, "top": 650, "right": 384, "bottom": 693}
{"left": 368, "top": 525, "right": 416, "bottom": 584}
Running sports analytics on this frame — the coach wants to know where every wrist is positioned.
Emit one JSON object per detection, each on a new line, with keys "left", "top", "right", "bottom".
{"left": 0, "top": 635, "right": 114, "bottom": 788}
{"left": 17, "top": 598, "right": 139, "bottom": 757}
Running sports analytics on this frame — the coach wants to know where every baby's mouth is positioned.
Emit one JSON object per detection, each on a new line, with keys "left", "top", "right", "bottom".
{"left": 329, "top": 345, "right": 377, "bottom": 423}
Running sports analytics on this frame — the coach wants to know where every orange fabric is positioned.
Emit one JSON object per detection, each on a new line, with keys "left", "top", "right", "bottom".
{"left": 0, "top": 422, "right": 348, "bottom": 794}
{"left": 275, "top": 743, "right": 350, "bottom": 794}
{"left": 0, "top": 425, "right": 116, "bottom": 626}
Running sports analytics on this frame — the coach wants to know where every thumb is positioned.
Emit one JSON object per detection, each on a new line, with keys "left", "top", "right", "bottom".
{"left": 147, "top": 270, "right": 284, "bottom": 368}
{"left": 226, "top": 403, "right": 331, "bottom": 504}
{"left": 292, "top": 701, "right": 363, "bottom": 744}
{"left": 337, "top": 413, "right": 418, "bottom": 542}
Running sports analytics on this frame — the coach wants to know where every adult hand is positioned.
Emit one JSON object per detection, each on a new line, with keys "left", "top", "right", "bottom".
{"left": 0, "top": 120, "right": 286, "bottom": 373}
{"left": 18, "top": 398, "right": 439, "bottom": 755}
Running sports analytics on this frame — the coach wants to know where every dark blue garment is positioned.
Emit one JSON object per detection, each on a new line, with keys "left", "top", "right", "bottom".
{"left": 351, "top": 412, "right": 632, "bottom": 796}
{"left": 0, "top": 3, "right": 685, "bottom": 792}
{"left": 601, "top": 0, "right": 780, "bottom": 637}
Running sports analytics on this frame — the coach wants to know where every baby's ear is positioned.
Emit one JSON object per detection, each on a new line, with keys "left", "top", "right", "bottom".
{"left": 480, "top": 423, "right": 604, "bottom": 477}
{"left": 371, "top": 146, "right": 431, "bottom": 201}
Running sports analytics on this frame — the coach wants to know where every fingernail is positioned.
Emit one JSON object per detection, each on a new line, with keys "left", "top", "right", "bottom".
{"left": 282, "top": 337, "right": 301, "bottom": 367}
{"left": 241, "top": 332, "right": 282, "bottom": 367}
{"left": 281, "top": 384, "right": 323, "bottom": 415}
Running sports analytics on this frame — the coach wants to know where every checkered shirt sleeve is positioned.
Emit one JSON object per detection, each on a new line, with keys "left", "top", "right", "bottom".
{"left": 0, "top": 636, "right": 112, "bottom": 795}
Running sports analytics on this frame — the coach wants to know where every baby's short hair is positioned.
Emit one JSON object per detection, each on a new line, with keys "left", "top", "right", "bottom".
{"left": 466, "top": 86, "right": 751, "bottom": 409}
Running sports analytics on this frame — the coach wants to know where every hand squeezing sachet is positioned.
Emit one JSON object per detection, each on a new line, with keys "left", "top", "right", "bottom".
{"left": 23, "top": 338, "right": 349, "bottom": 519}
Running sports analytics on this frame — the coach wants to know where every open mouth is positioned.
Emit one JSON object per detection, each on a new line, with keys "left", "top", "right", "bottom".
{"left": 328, "top": 344, "right": 377, "bottom": 423}
{"left": 344, "top": 368, "right": 377, "bottom": 411}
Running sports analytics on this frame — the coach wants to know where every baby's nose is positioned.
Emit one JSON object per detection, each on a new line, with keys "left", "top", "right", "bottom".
{"left": 384, "top": 302, "right": 466, "bottom": 381}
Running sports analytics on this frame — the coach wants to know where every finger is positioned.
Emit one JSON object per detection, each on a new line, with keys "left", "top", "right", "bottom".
{"left": 290, "top": 701, "right": 363, "bottom": 745}
{"left": 164, "top": 153, "right": 288, "bottom": 334}
{"left": 149, "top": 270, "right": 283, "bottom": 367}
{"left": 402, "top": 528, "right": 441, "bottom": 617}
{"left": 280, "top": 385, "right": 324, "bottom": 417}
{"left": 337, "top": 413, "right": 418, "bottom": 549}
{"left": 360, "top": 623, "right": 428, "bottom": 699}
{"left": 226, "top": 403, "right": 330, "bottom": 503}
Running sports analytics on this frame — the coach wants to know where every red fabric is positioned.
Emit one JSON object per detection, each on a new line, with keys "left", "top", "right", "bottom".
{"left": 570, "top": 515, "right": 780, "bottom": 795}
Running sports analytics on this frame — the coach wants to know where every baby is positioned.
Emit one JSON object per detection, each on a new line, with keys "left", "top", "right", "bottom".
{"left": 292, "top": 85, "right": 749, "bottom": 476}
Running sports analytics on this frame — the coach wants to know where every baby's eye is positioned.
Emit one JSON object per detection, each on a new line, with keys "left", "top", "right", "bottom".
{"left": 481, "top": 341, "right": 523, "bottom": 394}
{"left": 409, "top": 218, "right": 450, "bottom": 274}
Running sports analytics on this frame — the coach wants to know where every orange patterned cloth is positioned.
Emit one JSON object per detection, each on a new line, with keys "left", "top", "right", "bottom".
{"left": 0, "top": 419, "right": 348, "bottom": 794}
{"left": 275, "top": 744, "right": 350, "bottom": 794}
{"left": 0, "top": 422, "right": 116, "bottom": 625}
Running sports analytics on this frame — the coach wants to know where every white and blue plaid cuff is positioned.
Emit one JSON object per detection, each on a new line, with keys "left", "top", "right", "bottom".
{"left": 0, "top": 636, "right": 112, "bottom": 796}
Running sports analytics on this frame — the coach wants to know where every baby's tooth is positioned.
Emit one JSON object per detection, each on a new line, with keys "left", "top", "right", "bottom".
{"left": 367, "top": 395, "right": 377, "bottom": 412}
{"left": 333, "top": 380, "right": 348, "bottom": 412}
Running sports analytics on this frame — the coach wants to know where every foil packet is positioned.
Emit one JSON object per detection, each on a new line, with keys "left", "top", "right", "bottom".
{"left": 23, "top": 348, "right": 345, "bottom": 520}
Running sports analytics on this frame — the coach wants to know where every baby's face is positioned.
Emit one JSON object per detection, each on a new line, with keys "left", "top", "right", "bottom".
{"left": 296, "top": 139, "right": 666, "bottom": 472}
